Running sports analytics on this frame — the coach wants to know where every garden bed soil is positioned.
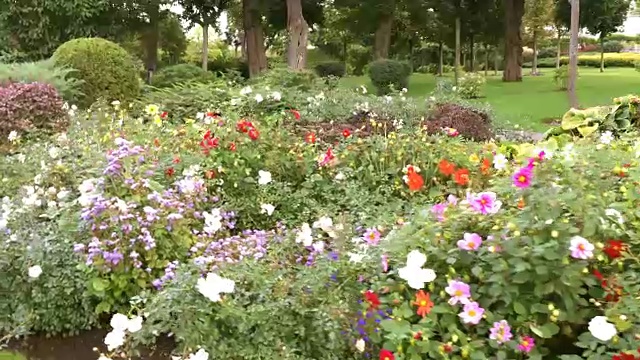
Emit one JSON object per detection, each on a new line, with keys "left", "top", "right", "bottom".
{"left": 7, "top": 330, "right": 174, "bottom": 360}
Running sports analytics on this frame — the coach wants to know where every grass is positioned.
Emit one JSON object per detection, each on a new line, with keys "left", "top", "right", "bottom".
{"left": 340, "top": 67, "right": 640, "bottom": 132}
{"left": 0, "top": 351, "right": 26, "bottom": 360}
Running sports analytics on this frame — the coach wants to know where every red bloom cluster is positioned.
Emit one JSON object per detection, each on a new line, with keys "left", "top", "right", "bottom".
{"left": 380, "top": 349, "right": 395, "bottom": 360}
{"left": 438, "top": 159, "right": 470, "bottom": 186}
{"left": 406, "top": 166, "right": 424, "bottom": 192}
{"left": 604, "top": 240, "right": 626, "bottom": 259}
{"left": 200, "top": 130, "right": 219, "bottom": 155}
{"left": 364, "top": 290, "right": 380, "bottom": 309}
{"left": 613, "top": 348, "right": 640, "bottom": 360}
{"left": 236, "top": 119, "right": 260, "bottom": 141}
{"left": 593, "top": 269, "right": 623, "bottom": 302}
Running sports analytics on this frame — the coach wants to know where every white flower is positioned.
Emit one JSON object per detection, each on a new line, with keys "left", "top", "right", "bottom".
{"left": 359, "top": 85, "right": 367, "bottom": 94}
{"left": 110, "top": 313, "right": 130, "bottom": 332}
{"left": 78, "top": 179, "right": 97, "bottom": 194}
{"left": 493, "top": 154, "right": 508, "bottom": 170}
{"left": 230, "top": 98, "right": 241, "bottom": 106}
{"left": 260, "top": 204, "right": 275, "bottom": 216}
{"left": 17, "top": 154, "right": 26, "bottom": 163}
{"left": 196, "top": 112, "right": 205, "bottom": 120}
{"left": 312, "top": 241, "right": 325, "bottom": 252}
{"left": 348, "top": 252, "right": 365, "bottom": 263}
{"left": 127, "top": 316, "right": 143, "bottom": 333}
{"left": 104, "top": 330, "right": 126, "bottom": 351}
{"left": 397, "top": 250, "right": 436, "bottom": 289}
{"left": 335, "top": 172, "right": 345, "bottom": 181}
{"left": 111, "top": 100, "right": 121, "bottom": 106}
{"left": 0, "top": 218, "right": 7, "bottom": 230}
{"left": 384, "top": 95, "right": 393, "bottom": 103}
{"left": 355, "top": 339, "right": 365, "bottom": 352}
{"left": 258, "top": 170, "right": 272, "bottom": 185}
{"left": 313, "top": 216, "right": 337, "bottom": 238}
{"left": 203, "top": 209, "right": 223, "bottom": 234}
{"left": 8, "top": 131, "right": 19, "bottom": 142}
{"left": 196, "top": 273, "right": 235, "bottom": 302}
{"left": 271, "top": 91, "right": 282, "bottom": 101}
{"left": 255, "top": 94, "right": 264, "bottom": 103}
{"left": 296, "top": 223, "right": 313, "bottom": 247}
{"left": 57, "top": 190, "right": 70, "bottom": 200}
{"left": 600, "top": 131, "right": 614, "bottom": 145}
{"left": 28, "top": 265, "right": 42, "bottom": 279}
{"left": 187, "top": 349, "right": 209, "bottom": 360}
{"left": 605, "top": 208, "right": 624, "bottom": 224}
{"left": 240, "top": 86, "right": 253, "bottom": 95}
{"left": 588, "top": 316, "right": 617, "bottom": 341}
{"left": 401, "top": 87, "right": 408, "bottom": 93}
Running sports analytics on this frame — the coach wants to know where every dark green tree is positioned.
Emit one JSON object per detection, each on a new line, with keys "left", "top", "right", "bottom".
{"left": 179, "top": 0, "right": 231, "bottom": 70}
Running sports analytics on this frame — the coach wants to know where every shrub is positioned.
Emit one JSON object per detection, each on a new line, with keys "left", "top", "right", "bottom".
{"left": 456, "top": 72, "right": 486, "bottom": 99}
{"left": 529, "top": 53, "right": 640, "bottom": 68}
{"left": 253, "top": 68, "right": 317, "bottom": 91}
{"left": 554, "top": 65, "right": 569, "bottom": 90}
{"left": 537, "top": 47, "right": 556, "bottom": 59}
{"left": 602, "top": 40, "right": 624, "bottom": 53}
{"left": 0, "top": 59, "right": 83, "bottom": 102}
{"left": 634, "top": 60, "right": 640, "bottom": 73}
{"left": 368, "top": 59, "right": 410, "bottom": 95}
{"left": 347, "top": 45, "right": 372, "bottom": 76}
{"left": 151, "top": 63, "right": 215, "bottom": 88}
{"left": 0, "top": 82, "right": 67, "bottom": 138}
{"left": 52, "top": 38, "right": 141, "bottom": 108}
{"left": 417, "top": 64, "right": 454, "bottom": 74}
{"left": 424, "top": 103, "right": 494, "bottom": 141}
{"left": 314, "top": 61, "right": 346, "bottom": 78}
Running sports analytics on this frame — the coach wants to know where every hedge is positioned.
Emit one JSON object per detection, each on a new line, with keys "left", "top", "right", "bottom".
{"left": 523, "top": 53, "right": 640, "bottom": 68}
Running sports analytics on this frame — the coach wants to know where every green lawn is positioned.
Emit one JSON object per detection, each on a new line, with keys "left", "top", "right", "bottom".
{"left": 340, "top": 68, "right": 640, "bottom": 131}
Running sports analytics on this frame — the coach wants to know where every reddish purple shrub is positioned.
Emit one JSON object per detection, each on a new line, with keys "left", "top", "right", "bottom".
{"left": 0, "top": 82, "right": 68, "bottom": 137}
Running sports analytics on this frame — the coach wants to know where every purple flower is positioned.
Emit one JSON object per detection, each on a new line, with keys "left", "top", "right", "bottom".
{"left": 489, "top": 320, "right": 513, "bottom": 344}
{"left": 457, "top": 233, "right": 483, "bottom": 251}
{"left": 431, "top": 203, "right": 448, "bottom": 222}
{"left": 445, "top": 280, "right": 471, "bottom": 305}
{"left": 458, "top": 301, "right": 484, "bottom": 325}
{"left": 468, "top": 191, "right": 502, "bottom": 215}
{"left": 512, "top": 167, "right": 533, "bottom": 188}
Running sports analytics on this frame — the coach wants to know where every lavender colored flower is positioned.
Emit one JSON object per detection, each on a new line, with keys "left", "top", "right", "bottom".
{"left": 468, "top": 191, "right": 502, "bottom": 215}
{"left": 362, "top": 228, "right": 381, "bottom": 245}
{"left": 445, "top": 280, "right": 471, "bottom": 305}
{"left": 489, "top": 320, "right": 513, "bottom": 344}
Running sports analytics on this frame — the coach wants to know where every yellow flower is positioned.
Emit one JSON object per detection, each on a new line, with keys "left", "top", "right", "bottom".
{"left": 145, "top": 104, "right": 160, "bottom": 115}
{"left": 468, "top": 154, "right": 480, "bottom": 164}
{"left": 153, "top": 115, "right": 162, "bottom": 127}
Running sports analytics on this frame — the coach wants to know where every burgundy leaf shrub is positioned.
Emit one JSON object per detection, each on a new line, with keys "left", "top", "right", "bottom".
{"left": 0, "top": 82, "right": 68, "bottom": 137}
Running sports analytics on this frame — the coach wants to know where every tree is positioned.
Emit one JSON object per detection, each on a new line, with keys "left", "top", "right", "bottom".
{"left": 180, "top": 0, "right": 231, "bottom": 71}
{"left": 582, "top": 0, "right": 630, "bottom": 72}
{"left": 243, "top": 0, "right": 267, "bottom": 77}
{"left": 524, "top": 0, "right": 554, "bottom": 75}
{"left": 286, "top": 0, "right": 310, "bottom": 70}
{"left": 503, "top": 0, "right": 525, "bottom": 82}
{"left": 568, "top": 0, "right": 580, "bottom": 108}
{"left": 159, "top": 12, "right": 188, "bottom": 65}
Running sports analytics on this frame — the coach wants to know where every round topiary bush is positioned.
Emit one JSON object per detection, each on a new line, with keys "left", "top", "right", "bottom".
{"left": 52, "top": 38, "right": 141, "bottom": 107}
{"left": 151, "top": 63, "right": 215, "bottom": 88}
{"left": 314, "top": 61, "right": 346, "bottom": 78}
{"left": 368, "top": 59, "right": 410, "bottom": 95}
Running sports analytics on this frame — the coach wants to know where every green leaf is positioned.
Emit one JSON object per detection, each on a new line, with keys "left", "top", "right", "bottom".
{"left": 95, "top": 301, "right": 111, "bottom": 314}
{"left": 530, "top": 324, "right": 544, "bottom": 338}
{"left": 91, "top": 277, "right": 109, "bottom": 292}
{"left": 513, "top": 302, "right": 527, "bottom": 315}
{"left": 540, "top": 323, "right": 560, "bottom": 338}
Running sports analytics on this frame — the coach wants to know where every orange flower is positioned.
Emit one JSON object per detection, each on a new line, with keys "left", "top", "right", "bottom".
{"left": 454, "top": 168, "right": 470, "bottom": 186}
{"left": 480, "top": 158, "right": 491, "bottom": 175}
{"left": 517, "top": 198, "right": 526, "bottom": 209}
{"left": 407, "top": 171, "right": 424, "bottom": 192}
{"left": 438, "top": 159, "right": 456, "bottom": 176}
{"left": 305, "top": 132, "right": 317, "bottom": 144}
{"left": 413, "top": 290, "right": 433, "bottom": 317}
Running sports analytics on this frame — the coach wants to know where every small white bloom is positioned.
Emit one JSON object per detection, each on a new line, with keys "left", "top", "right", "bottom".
{"left": 588, "top": 316, "right": 617, "bottom": 341}
{"left": 605, "top": 208, "right": 624, "bottom": 224}
{"left": 348, "top": 252, "right": 365, "bottom": 263}
{"left": 57, "top": 190, "right": 70, "bottom": 200}
{"left": 355, "top": 339, "right": 365, "bottom": 352}
{"left": 48, "top": 147, "right": 60, "bottom": 159}
{"left": 384, "top": 95, "right": 393, "bottom": 103}
{"left": 17, "top": 154, "right": 26, "bottom": 163}
{"left": 104, "top": 330, "right": 126, "bottom": 351}
{"left": 127, "top": 316, "right": 143, "bottom": 333}
{"left": 260, "top": 203, "right": 275, "bottom": 216}
{"left": 110, "top": 313, "right": 130, "bottom": 332}
{"left": 493, "top": 154, "right": 508, "bottom": 170}
{"left": 111, "top": 100, "right": 121, "bottom": 106}
{"left": 196, "top": 112, "right": 205, "bottom": 120}
{"left": 230, "top": 98, "right": 241, "bottom": 106}
{"left": 33, "top": 174, "right": 42, "bottom": 185}
{"left": 196, "top": 273, "right": 235, "bottom": 302}
{"left": 312, "top": 241, "right": 325, "bottom": 252}
{"left": 296, "top": 223, "right": 313, "bottom": 247}
{"left": 397, "top": 250, "right": 436, "bottom": 289}
{"left": 203, "top": 209, "right": 223, "bottom": 234}
{"left": 271, "top": 91, "right": 282, "bottom": 101}
{"left": 240, "top": 86, "right": 253, "bottom": 95}
{"left": 335, "top": 172, "right": 345, "bottom": 181}
{"left": 255, "top": 94, "right": 264, "bottom": 103}
{"left": 8, "top": 131, "right": 19, "bottom": 142}
{"left": 0, "top": 218, "right": 7, "bottom": 230}
{"left": 401, "top": 87, "right": 408, "bottom": 93}
{"left": 600, "top": 131, "right": 614, "bottom": 145}
{"left": 28, "top": 265, "right": 42, "bottom": 279}
{"left": 359, "top": 85, "right": 367, "bottom": 94}
{"left": 258, "top": 170, "right": 272, "bottom": 185}
{"left": 187, "top": 349, "right": 209, "bottom": 360}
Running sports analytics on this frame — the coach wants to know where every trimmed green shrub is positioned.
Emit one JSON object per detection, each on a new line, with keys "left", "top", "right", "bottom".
{"left": 525, "top": 53, "right": 640, "bottom": 68}
{"left": 314, "top": 61, "right": 346, "bottom": 78}
{"left": 537, "top": 47, "right": 556, "bottom": 59}
{"left": 52, "top": 38, "right": 140, "bottom": 107}
{"left": 554, "top": 65, "right": 569, "bottom": 90}
{"left": 253, "top": 68, "right": 317, "bottom": 91}
{"left": 0, "top": 59, "right": 83, "bottom": 102}
{"left": 347, "top": 45, "right": 372, "bottom": 76}
{"left": 151, "top": 63, "right": 215, "bottom": 88}
{"left": 602, "top": 40, "right": 624, "bottom": 53}
{"left": 368, "top": 59, "right": 410, "bottom": 95}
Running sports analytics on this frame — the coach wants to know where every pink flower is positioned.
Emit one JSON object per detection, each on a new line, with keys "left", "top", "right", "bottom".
{"left": 431, "top": 203, "right": 448, "bottom": 222}
{"left": 468, "top": 191, "right": 502, "bottom": 215}
{"left": 445, "top": 280, "right": 471, "bottom": 305}
{"left": 457, "top": 233, "right": 483, "bottom": 251}
{"left": 458, "top": 301, "right": 484, "bottom": 325}
{"left": 512, "top": 167, "right": 533, "bottom": 188}
{"left": 518, "top": 336, "right": 535, "bottom": 353}
{"left": 489, "top": 320, "right": 513, "bottom": 344}
{"left": 569, "top": 236, "right": 594, "bottom": 259}
{"left": 381, "top": 254, "right": 389, "bottom": 272}
{"left": 363, "top": 228, "right": 381, "bottom": 245}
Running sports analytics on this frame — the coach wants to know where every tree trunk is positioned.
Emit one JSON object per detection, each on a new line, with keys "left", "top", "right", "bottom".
{"left": 599, "top": 35, "right": 605, "bottom": 72}
{"left": 494, "top": 46, "right": 499, "bottom": 75}
{"left": 286, "top": 0, "right": 309, "bottom": 70}
{"left": 374, "top": 14, "right": 393, "bottom": 59}
{"left": 503, "top": 0, "right": 525, "bottom": 82}
{"left": 568, "top": 0, "right": 580, "bottom": 108}
{"left": 531, "top": 30, "right": 538, "bottom": 75}
{"left": 243, "top": 0, "right": 267, "bottom": 77}
{"left": 556, "top": 32, "right": 562, "bottom": 69}
{"left": 485, "top": 44, "right": 489, "bottom": 76}
{"left": 342, "top": 38, "right": 348, "bottom": 66}
{"left": 470, "top": 35, "right": 475, "bottom": 72}
{"left": 143, "top": 2, "right": 160, "bottom": 83}
{"left": 438, "top": 41, "right": 444, "bottom": 76}
{"left": 202, "top": 23, "right": 209, "bottom": 71}
{"left": 455, "top": 16, "right": 461, "bottom": 85}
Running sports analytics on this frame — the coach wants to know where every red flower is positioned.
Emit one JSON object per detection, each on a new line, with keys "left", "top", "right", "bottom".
{"left": 364, "top": 290, "right": 380, "bottom": 309}
{"left": 236, "top": 120, "right": 254, "bottom": 133}
{"left": 413, "top": 331, "right": 423, "bottom": 340}
{"left": 305, "top": 133, "right": 317, "bottom": 144}
{"left": 454, "top": 168, "right": 470, "bottom": 186}
{"left": 438, "top": 159, "right": 456, "bottom": 176}
{"left": 480, "top": 158, "right": 491, "bottom": 175}
{"left": 342, "top": 129, "right": 351, "bottom": 138}
{"left": 165, "top": 167, "right": 175, "bottom": 177}
{"left": 153, "top": 138, "right": 160, "bottom": 147}
{"left": 173, "top": 156, "right": 181, "bottom": 164}
{"left": 248, "top": 128, "right": 260, "bottom": 141}
{"left": 604, "top": 240, "right": 626, "bottom": 259}
{"left": 290, "top": 109, "right": 301, "bottom": 120}
{"left": 229, "top": 142, "right": 237, "bottom": 151}
{"left": 442, "top": 344, "right": 453, "bottom": 353}
{"left": 160, "top": 111, "right": 168, "bottom": 118}
{"left": 407, "top": 170, "right": 424, "bottom": 192}
{"left": 379, "top": 349, "right": 395, "bottom": 360}
{"left": 205, "top": 170, "right": 216, "bottom": 179}
{"left": 200, "top": 130, "right": 220, "bottom": 154}
{"left": 613, "top": 353, "right": 640, "bottom": 360}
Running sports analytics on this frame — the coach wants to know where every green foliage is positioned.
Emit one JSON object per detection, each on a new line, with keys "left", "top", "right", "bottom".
{"left": 159, "top": 13, "right": 188, "bottom": 65}
{"left": 151, "top": 63, "right": 216, "bottom": 88}
{"left": 602, "top": 40, "right": 625, "bottom": 53}
{"left": 456, "top": 72, "right": 486, "bottom": 99}
{"left": 253, "top": 68, "right": 317, "bottom": 91}
{"left": 0, "top": 59, "right": 83, "bottom": 102}
{"left": 368, "top": 59, "right": 410, "bottom": 95}
{"left": 314, "top": 61, "right": 347, "bottom": 78}
{"left": 554, "top": 65, "right": 569, "bottom": 90}
{"left": 347, "top": 45, "right": 372, "bottom": 76}
{"left": 52, "top": 38, "right": 141, "bottom": 108}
